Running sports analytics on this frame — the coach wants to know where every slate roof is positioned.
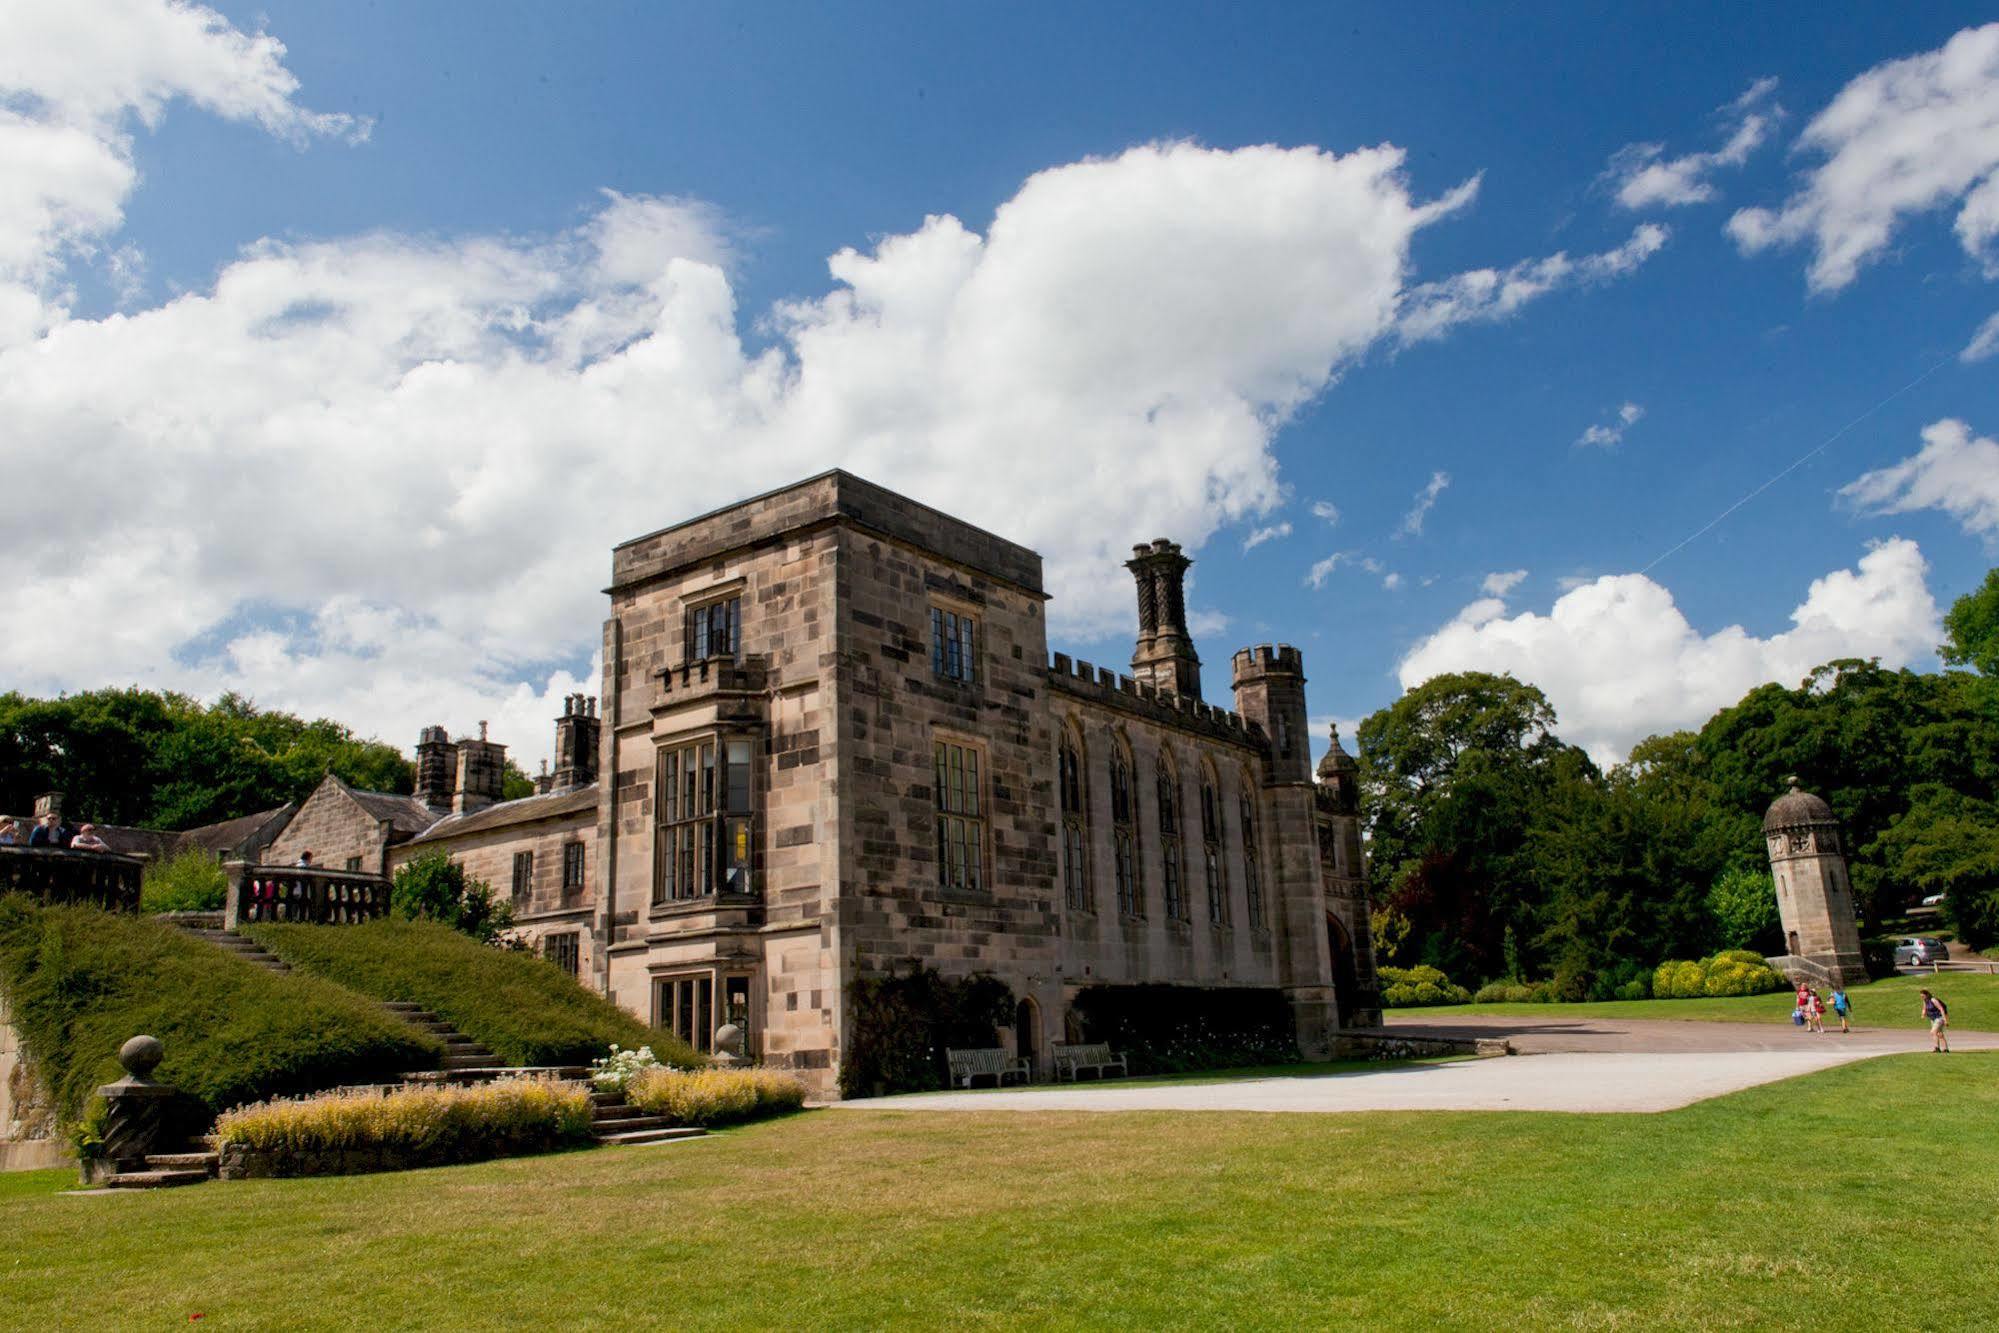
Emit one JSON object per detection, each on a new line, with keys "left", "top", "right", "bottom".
{"left": 339, "top": 782, "right": 446, "bottom": 841}
{"left": 175, "top": 804, "right": 297, "bottom": 858}
{"left": 1763, "top": 784, "right": 1836, "bottom": 832}
{"left": 406, "top": 784, "right": 597, "bottom": 844}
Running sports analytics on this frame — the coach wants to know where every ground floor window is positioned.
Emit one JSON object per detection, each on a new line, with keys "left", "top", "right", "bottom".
{"left": 657, "top": 974, "right": 715, "bottom": 1053}
{"left": 544, "top": 931, "right": 579, "bottom": 978}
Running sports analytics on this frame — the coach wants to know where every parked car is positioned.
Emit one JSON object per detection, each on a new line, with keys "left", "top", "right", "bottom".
{"left": 1894, "top": 937, "right": 1949, "bottom": 968}
{"left": 1920, "top": 892, "right": 1947, "bottom": 907}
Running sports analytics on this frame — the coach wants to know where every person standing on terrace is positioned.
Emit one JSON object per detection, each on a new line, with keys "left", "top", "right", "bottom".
{"left": 70, "top": 824, "right": 111, "bottom": 852}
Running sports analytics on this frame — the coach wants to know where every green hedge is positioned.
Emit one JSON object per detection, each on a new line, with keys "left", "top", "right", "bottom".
{"left": 248, "top": 918, "right": 695, "bottom": 1068}
{"left": 1651, "top": 950, "right": 1789, "bottom": 999}
{"left": 1378, "top": 965, "right": 1473, "bottom": 1007}
{"left": 0, "top": 895, "right": 441, "bottom": 1129}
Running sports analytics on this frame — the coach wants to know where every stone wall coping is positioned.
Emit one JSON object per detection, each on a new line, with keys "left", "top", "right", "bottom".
{"left": 610, "top": 469, "right": 1044, "bottom": 598}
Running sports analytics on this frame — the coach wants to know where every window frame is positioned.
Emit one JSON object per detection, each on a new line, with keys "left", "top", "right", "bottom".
{"left": 561, "top": 841, "right": 586, "bottom": 901}
{"left": 1240, "top": 774, "right": 1266, "bottom": 932}
{"left": 1109, "top": 736, "right": 1142, "bottom": 918}
{"left": 655, "top": 973, "right": 716, "bottom": 1053}
{"left": 929, "top": 603, "right": 979, "bottom": 684}
{"left": 1158, "top": 756, "right": 1186, "bottom": 923}
{"left": 933, "top": 735, "right": 988, "bottom": 895}
{"left": 684, "top": 593, "right": 742, "bottom": 664}
{"left": 511, "top": 849, "right": 534, "bottom": 903}
{"left": 544, "top": 930, "right": 580, "bottom": 978}
{"left": 1201, "top": 765, "right": 1229, "bottom": 927}
{"left": 1058, "top": 725, "right": 1092, "bottom": 913}
{"left": 652, "top": 730, "right": 759, "bottom": 906}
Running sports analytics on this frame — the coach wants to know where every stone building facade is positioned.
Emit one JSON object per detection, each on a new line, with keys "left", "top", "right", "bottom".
{"left": 585, "top": 471, "right": 1381, "bottom": 1092}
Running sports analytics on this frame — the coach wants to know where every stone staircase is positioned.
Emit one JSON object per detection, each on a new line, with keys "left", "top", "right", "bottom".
{"left": 587, "top": 1088, "right": 706, "bottom": 1148}
{"left": 168, "top": 918, "right": 706, "bottom": 1153}
{"left": 103, "top": 1151, "right": 220, "bottom": 1190}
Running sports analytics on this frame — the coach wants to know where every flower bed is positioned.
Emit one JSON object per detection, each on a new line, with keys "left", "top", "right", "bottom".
{"left": 624, "top": 1067, "right": 807, "bottom": 1127}
{"left": 213, "top": 1078, "right": 592, "bottom": 1179}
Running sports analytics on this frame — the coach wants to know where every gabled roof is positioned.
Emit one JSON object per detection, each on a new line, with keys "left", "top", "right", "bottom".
{"left": 89, "top": 825, "right": 177, "bottom": 859}
{"left": 406, "top": 784, "right": 597, "bottom": 844}
{"left": 175, "top": 804, "right": 297, "bottom": 858}
{"left": 338, "top": 781, "right": 444, "bottom": 841}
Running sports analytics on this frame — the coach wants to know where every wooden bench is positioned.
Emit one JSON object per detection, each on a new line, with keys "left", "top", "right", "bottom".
{"left": 945, "top": 1047, "right": 1030, "bottom": 1088}
{"left": 1051, "top": 1042, "right": 1128, "bottom": 1082}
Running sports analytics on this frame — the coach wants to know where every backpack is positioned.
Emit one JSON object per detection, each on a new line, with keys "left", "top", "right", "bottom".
{"left": 1791, "top": 1008, "right": 1805, "bottom": 1026}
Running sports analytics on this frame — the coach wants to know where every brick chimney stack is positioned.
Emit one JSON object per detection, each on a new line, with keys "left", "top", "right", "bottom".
{"left": 552, "top": 694, "right": 601, "bottom": 790}
{"left": 1127, "top": 538, "right": 1202, "bottom": 697}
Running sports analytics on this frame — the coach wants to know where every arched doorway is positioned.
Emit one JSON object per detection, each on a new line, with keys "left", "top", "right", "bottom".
{"left": 1787, "top": 930, "right": 1801, "bottom": 959}
{"left": 1015, "top": 997, "right": 1040, "bottom": 1075}
{"left": 1327, "top": 915, "right": 1361, "bottom": 1027}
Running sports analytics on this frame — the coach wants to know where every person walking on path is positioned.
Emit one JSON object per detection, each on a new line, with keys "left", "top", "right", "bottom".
{"left": 1806, "top": 989, "right": 1826, "bottom": 1034}
{"left": 1829, "top": 987, "right": 1851, "bottom": 1034}
{"left": 1920, "top": 988, "right": 1950, "bottom": 1052}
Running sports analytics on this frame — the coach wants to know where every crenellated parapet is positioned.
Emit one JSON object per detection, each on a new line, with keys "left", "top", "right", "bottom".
{"left": 1047, "top": 652, "right": 1264, "bottom": 749}
{"left": 1231, "top": 643, "right": 1304, "bottom": 683}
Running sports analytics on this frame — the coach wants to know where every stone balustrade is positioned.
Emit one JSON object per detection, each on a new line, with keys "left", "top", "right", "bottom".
{"left": 224, "top": 862, "right": 393, "bottom": 928}
{"left": 0, "top": 844, "right": 142, "bottom": 912}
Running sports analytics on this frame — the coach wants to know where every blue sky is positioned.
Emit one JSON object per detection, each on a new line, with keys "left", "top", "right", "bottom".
{"left": 3, "top": 3, "right": 1997, "bottom": 767}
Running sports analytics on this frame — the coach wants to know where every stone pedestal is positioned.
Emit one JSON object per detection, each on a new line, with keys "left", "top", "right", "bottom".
{"left": 93, "top": 1035, "right": 175, "bottom": 1179}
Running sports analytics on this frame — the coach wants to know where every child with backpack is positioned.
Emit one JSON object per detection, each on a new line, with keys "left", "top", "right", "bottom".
{"left": 1829, "top": 987, "right": 1850, "bottom": 1034}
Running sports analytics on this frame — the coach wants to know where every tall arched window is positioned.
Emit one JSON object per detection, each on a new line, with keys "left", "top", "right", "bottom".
{"left": 1201, "top": 763, "right": 1229, "bottom": 926}
{"left": 1240, "top": 773, "right": 1264, "bottom": 931}
{"left": 1110, "top": 737, "right": 1141, "bottom": 917}
{"left": 1158, "top": 753, "right": 1185, "bottom": 922}
{"left": 1059, "top": 725, "right": 1091, "bottom": 912}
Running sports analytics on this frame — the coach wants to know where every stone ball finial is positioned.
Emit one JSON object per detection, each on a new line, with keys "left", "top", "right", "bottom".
{"left": 711, "top": 1021, "right": 745, "bottom": 1068}
{"left": 119, "top": 1035, "right": 164, "bottom": 1079}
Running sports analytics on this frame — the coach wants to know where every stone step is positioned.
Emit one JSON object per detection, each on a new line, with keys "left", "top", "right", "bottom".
{"left": 591, "top": 1111, "right": 671, "bottom": 1132}
{"left": 404, "top": 1065, "right": 589, "bottom": 1085}
{"left": 106, "top": 1168, "right": 210, "bottom": 1190}
{"left": 144, "top": 1152, "right": 220, "bottom": 1175}
{"left": 442, "top": 1054, "right": 503, "bottom": 1070}
{"left": 594, "top": 1126, "right": 706, "bottom": 1147}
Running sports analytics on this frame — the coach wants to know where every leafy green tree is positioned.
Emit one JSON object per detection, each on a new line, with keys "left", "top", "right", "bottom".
{"left": 390, "top": 851, "right": 515, "bottom": 944}
{"left": 1706, "top": 866, "right": 1781, "bottom": 953}
{"left": 0, "top": 688, "right": 412, "bottom": 830}
{"left": 1941, "top": 567, "right": 1999, "bottom": 677}
{"left": 1873, "top": 785, "right": 1999, "bottom": 950}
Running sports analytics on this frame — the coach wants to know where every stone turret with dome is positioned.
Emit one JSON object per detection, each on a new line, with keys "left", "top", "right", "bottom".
{"left": 1762, "top": 777, "right": 1865, "bottom": 987}
{"left": 1316, "top": 722, "right": 1360, "bottom": 815}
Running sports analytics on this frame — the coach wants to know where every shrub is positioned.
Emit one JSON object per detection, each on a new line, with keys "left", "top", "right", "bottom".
{"left": 248, "top": 917, "right": 697, "bottom": 1069}
{"left": 0, "top": 895, "right": 440, "bottom": 1130}
{"left": 625, "top": 1066, "right": 807, "bottom": 1127}
{"left": 1068, "top": 983, "right": 1299, "bottom": 1076}
{"left": 1378, "top": 965, "right": 1473, "bottom": 1007}
{"left": 139, "top": 849, "right": 229, "bottom": 914}
{"left": 840, "top": 965, "right": 1015, "bottom": 1098}
{"left": 1861, "top": 936, "right": 1900, "bottom": 981}
{"left": 590, "top": 1044, "right": 678, "bottom": 1093}
{"left": 1613, "top": 978, "right": 1649, "bottom": 1001}
{"left": 390, "top": 851, "right": 515, "bottom": 943}
{"left": 213, "top": 1078, "right": 591, "bottom": 1176}
{"left": 1472, "top": 981, "right": 1550, "bottom": 1004}
{"left": 1652, "top": 951, "right": 1787, "bottom": 1000}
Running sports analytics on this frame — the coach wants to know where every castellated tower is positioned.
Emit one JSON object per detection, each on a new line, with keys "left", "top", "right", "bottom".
{"left": 452, "top": 723, "right": 508, "bottom": 816}
{"left": 1230, "top": 644, "right": 1310, "bottom": 785}
{"left": 1763, "top": 780, "right": 1867, "bottom": 987}
{"left": 1127, "top": 539, "right": 1202, "bottom": 697}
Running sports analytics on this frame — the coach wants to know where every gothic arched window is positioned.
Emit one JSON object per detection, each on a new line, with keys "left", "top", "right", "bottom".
{"left": 1201, "top": 763, "right": 1229, "bottom": 926}
{"left": 1240, "top": 773, "right": 1264, "bottom": 931}
{"left": 1158, "top": 753, "right": 1186, "bottom": 922}
{"left": 1059, "top": 726, "right": 1091, "bottom": 913}
{"left": 1110, "top": 737, "right": 1141, "bottom": 917}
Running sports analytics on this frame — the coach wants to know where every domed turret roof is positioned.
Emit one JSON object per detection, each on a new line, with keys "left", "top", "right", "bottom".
{"left": 1317, "top": 723, "right": 1358, "bottom": 781}
{"left": 1763, "top": 780, "right": 1835, "bottom": 832}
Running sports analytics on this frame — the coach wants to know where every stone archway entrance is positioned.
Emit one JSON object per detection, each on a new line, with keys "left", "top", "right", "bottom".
{"left": 1327, "top": 915, "right": 1361, "bottom": 1027}
{"left": 1015, "top": 997, "right": 1040, "bottom": 1074}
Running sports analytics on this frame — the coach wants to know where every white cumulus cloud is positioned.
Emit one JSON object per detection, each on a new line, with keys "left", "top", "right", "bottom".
{"left": 1398, "top": 539, "right": 1941, "bottom": 764}
{"left": 0, "top": 2, "right": 1679, "bottom": 768}
{"left": 1480, "top": 569, "right": 1528, "bottom": 597}
{"left": 1605, "top": 77, "right": 1782, "bottom": 209}
{"left": 1309, "top": 499, "right": 1341, "bottom": 524}
{"left": 1728, "top": 24, "right": 1999, "bottom": 292}
{"left": 1841, "top": 417, "right": 1999, "bottom": 540}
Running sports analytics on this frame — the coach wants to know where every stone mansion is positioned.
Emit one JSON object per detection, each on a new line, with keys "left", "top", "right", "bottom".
{"left": 272, "top": 471, "right": 1382, "bottom": 1092}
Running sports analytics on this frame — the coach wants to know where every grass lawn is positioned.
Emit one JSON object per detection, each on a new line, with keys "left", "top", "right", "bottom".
{"left": 1408, "top": 970, "right": 1999, "bottom": 1032}
{"left": 889, "top": 1056, "right": 1472, "bottom": 1097}
{"left": 4, "top": 1054, "right": 1995, "bottom": 1328}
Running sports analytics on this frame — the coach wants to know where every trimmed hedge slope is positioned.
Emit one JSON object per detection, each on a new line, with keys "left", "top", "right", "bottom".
{"left": 0, "top": 895, "right": 442, "bottom": 1126}
{"left": 248, "top": 918, "right": 694, "bottom": 1067}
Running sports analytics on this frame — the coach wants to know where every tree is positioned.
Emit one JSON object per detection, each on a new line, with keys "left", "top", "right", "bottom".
{"left": 0, "top": 688, "right": 413, "bottom": 830}
{"left": 1706, "top": 866, "right": 1781, "bottom": 953}
{"left": 389, "top": 851, "right": 515, "bottom": 944}
{"left": 1941, "top": 567, "right": 1999, "bottom": 677}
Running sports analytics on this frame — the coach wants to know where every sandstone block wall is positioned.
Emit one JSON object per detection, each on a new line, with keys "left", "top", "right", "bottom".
{"left": 266, "top": 780, "right": 389, "bottom": 874}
